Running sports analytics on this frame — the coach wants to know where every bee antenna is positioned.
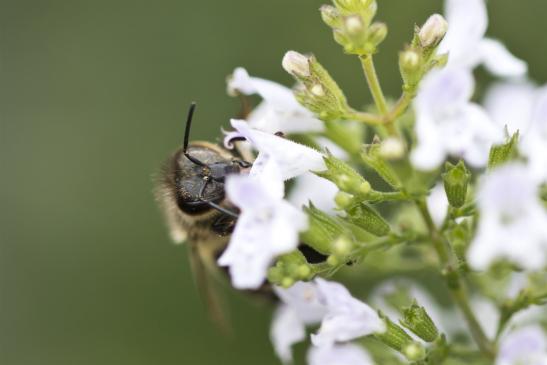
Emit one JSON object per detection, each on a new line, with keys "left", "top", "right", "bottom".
{"left": 183, "top": 102, "right": 197, "bottom": 153}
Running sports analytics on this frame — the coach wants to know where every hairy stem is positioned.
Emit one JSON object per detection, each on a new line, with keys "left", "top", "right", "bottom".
{"left": 416, "top": 200, "right": 496, "bottom": 359}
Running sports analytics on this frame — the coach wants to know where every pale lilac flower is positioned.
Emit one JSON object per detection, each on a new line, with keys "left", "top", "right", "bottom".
{"left": 271, "top": 282, "right": 328, "bottom": 363}
{"left": 411, "top": 68, "right": 503, "bottom": 170}
{"left": 439, "top": 0, "right": 527, "bottom": 77}
{"left": 271, "top": 279, "right": 384, "bottom": 362}
{"left": 225, "top": 119, "right": 327, "bottom": 180}
{"left": 311, "top": 278, "right": 385, "bottom": 347}
{"left": 218, "top": 158, "right": 308, "bottom": 289}
{"left": 289, "top": 172, "right": 339, "bottom": 215}
{"left": 228, "top": 67, "right": 324, "bottom": 134}
{"left": 497, "top": 326, "right": 547, "bottom": 365}
{"left": 307, "top": 343, "right": 374, "bottom": 365}
{"left": 485, "top": 82, "right": 547, "bottom": 183}
{"left": 467, "top": 164, "right": 547, "bottom": 271}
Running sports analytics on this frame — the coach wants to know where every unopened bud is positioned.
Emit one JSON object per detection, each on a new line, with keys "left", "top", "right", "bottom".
{"left": 379, "top": 137, "right": 405, "bottom": 160}
{"left": 310, "top": 84, "right": 325, "bottom": 97}
{"left": 403, "top": 342, "right": 426, "bottom": 361}
{"left": 335, "top": 191, "right": 354, "bottom": 209}
{"left": 327, "top": 255, "right": 340, "bottom": 266}
{"left": 400, "top": 301, "right": 439, "bottom": 342}
{"left": 332, "top": 237, "right": 353, "bottom": 256}
{"left": 281, "top": 277, "right": 294, "bottom": 288}
{"left": 346, "top": 203, "right": 391, "bottom": 236}
{"left": 282, "top": 51, "right": 311, "bottom": 78}
{"left": 442, "top": 161, "right": 470, "bottom": 208}
{"left": 344, "top": 15, "right": 364, "bottom": 35}
{"left": 368, "top": 22, "right": 388, "bottom": 46}
{"left": 400, "top": 50, "right": 421, "bottom": 72}
{"left": 418, "top": 14, "right": 448, "bottom": 48}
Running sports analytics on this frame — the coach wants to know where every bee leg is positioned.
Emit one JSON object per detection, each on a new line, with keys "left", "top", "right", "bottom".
{"left": 233, "top": 159, "right": 253, "bottom": 168}
{"left": 197, "top": 177, "right": 240, "bottom": 219}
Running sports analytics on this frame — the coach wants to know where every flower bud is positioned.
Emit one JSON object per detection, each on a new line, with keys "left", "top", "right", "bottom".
{"left": 379, "top": 137, "right": 405, "bottom": 160}
{"left": 400, "top": 301, "right": 439, "bottom": 342}
{"left": 344, "top": 15, "right": 364, "bottom": 35}
{"left": 403, "top": 342, "right": 426, "bottom": 361}
{"left": 367, "top": 22, "right": 388, "bottom": 46}
{"left": 267, "top": 251, "right": 313, "bottom": 287}
{"left": 418, "top": 14, "right": 448, "bottom": 48}
{"left": 335, "top": 191, "right": 354, "bottom": 209}
{"left": 399, "top": 49, "right": 423, "bottom": 89}
{"left": 282, "top": 51, "right": 311, "bottom": 78}
{"left": 316, "top": 153, "right": 371, "bottom": 196}
{"left": 374, "top": 313, "right": 414, "bottom": 352}
{"left": 346, "top": 203, "right": 391, "bottom": 236}
{"left": 361, "top": 139, "right": 402, "bottom": 189}
{"left": 332, "top": 236, "right": 353, "bottom": 256}
{"left": 442, "top": 161, "right": 470, "bottom": 208}
{"left": 301, "top": 203, "right": 347, "bottom": 254}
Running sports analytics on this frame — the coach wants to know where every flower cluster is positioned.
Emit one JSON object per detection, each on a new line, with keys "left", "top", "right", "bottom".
{"left": 168, "top": 0, "right": 547, "bottom": 363}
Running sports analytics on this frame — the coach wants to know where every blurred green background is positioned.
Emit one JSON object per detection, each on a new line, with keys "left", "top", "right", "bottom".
{"left": 1, "top": 0, "right": 545, "bottom": 364}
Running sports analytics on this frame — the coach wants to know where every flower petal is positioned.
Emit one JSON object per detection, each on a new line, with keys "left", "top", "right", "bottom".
{"left": 479, "top": 38, "right": 528, "bottom": 78}
{"left": 230, "top": 119, "right": 327, "bottom": 180}
{"left": 270, "top": 305, "right": 307, "bottom": 364}
{"left": 311, "top": 278, "right": 385, "bottom": 347}
{"left": 484, "top": 81, "right": 537, "bottom": 133}
{"left": 307, "top": 344, "right": 374, "bottom": 365}
{"left": 497, "top": 326, "right": 547, "bottom": 365}
{"left": 274, "top": 281, "right": 328, "bottom": 325}
{"left": 440, "top": 0, "right": 487, "bottom": 67}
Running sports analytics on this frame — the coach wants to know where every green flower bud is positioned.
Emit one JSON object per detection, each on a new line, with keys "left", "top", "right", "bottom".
{"left": 284, "top": 52, "right": 351, "bottom": 122}
{"left": 403, "top": 342, "right": 426, "bottom": 361}
{"left": 442, "top": 161, "right": 470, "bottom": 208}
{"left": 399, "top": 49, "right": 423, "bottom": 90}
{"left": 316, "top": 152, "right": 371, "bottom": 196}
{"left": 361, "top": 139, "right": 402, "bottom": 189}
{"left": 400, "top": 301, "right": 439, "bottom": 342}
{"left": 418, "top": 14, "right": 448, "bottom": 48}
{"left": 332, "top": 236, "right": 353, "bottom": 256}
{"left": 346, "top": 203, "right": 391, "bottom": 236}
{"left": 378, "top": 137, "right": 405, "bottom": 160}
{"left": 301, "top": 203, "right": 347, "bottom": 254}
{"left": 267, "top": 250, "right": 314, "bottom": 287}
{"left": 488, "top": 131, "right": 519, "bottom": 170}
{"left": 374, "top": 313, "right": 414, "bottom": 352}
{"left": 335, "top": 191, "right": 354, "bottom": 209}
{"left": 367, "top": 22, "right": 388, "bottom": 46}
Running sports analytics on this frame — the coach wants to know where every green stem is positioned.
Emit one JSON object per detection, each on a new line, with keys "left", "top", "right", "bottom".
{"left": 388, "top": 91, "right": 414, "bottom": 121}
{"left": 345, "top": 109, "right": 384, "bottom": 125}
{"left": 416, "top": 200, "right": 496, "bottom": 359}
{"left": 360, "top": 55, "right": 389, "bottom": 115}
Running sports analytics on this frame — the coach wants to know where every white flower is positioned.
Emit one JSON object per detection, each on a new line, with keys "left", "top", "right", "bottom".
{"left": 271, "top": 282, "right": 328, "bottom": 363}
{"left": 289, "top": 172, "right": 339, "bottom": 215}
{"left": 227, "top": 67, "right": 324, "bottom": 134}
{"left": 217, "top": 158, "right": 308, "bottom": 289}
{"left": 311, "top": 278, "right": 385, "bottom": 347}
{"left": 307, "top": 344, "right": 374, "bottom": 365}
{"left": 411, "top": 68, "right": 503, "bottom": 170}
{"left": 485, "top": 81, "right": 547, "bottom": 183}
{"left": 225, "top": 119, "right": 327, "bottom": 181}
{"left": 439, "top": 0, "right": 527, "bottom": 77}
{"left": 497, "top": 326, "right": 547, "bottom": 365}
{"left": 467, "top": 164, "right": 547, "bottom": 271}
{"left": 271, "top": 279, "right": 383, "bottom": 363}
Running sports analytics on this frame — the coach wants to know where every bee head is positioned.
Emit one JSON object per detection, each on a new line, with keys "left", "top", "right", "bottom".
{"left": 171, "top": 103, "right": 250, "bottom": 215}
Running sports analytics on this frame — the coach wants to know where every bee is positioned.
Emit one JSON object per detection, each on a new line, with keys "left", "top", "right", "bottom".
{"left": 156, "top": 102, "right": 328, "bottom": 329}
{"left": 155, "top": 102, "right": 253, "bottom": 329}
